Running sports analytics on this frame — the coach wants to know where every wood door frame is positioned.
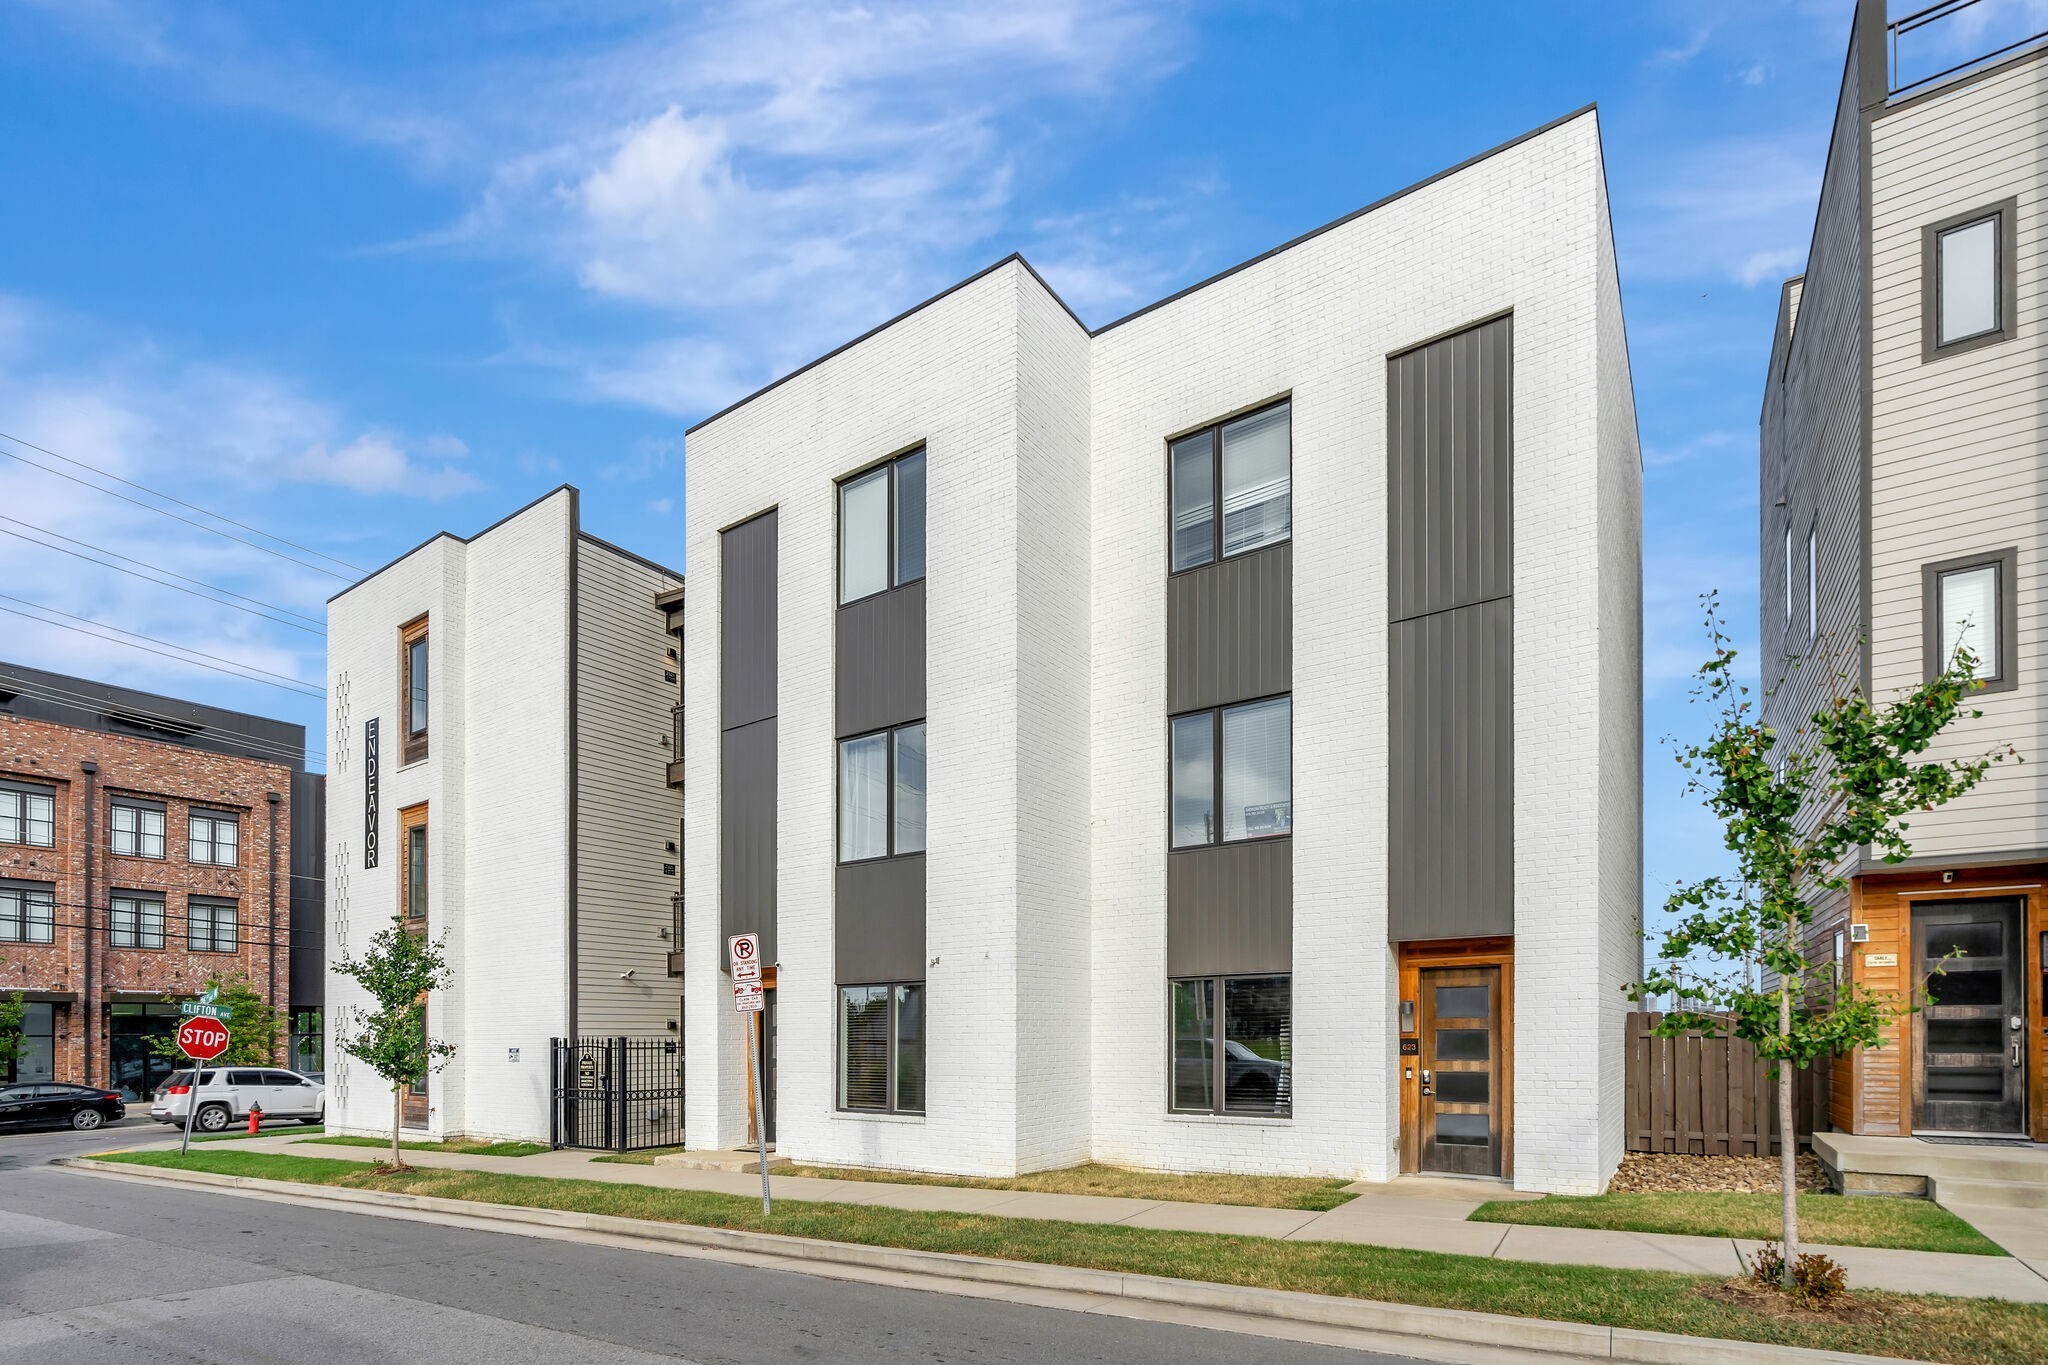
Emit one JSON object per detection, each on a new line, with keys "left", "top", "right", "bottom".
{"left": 1399, "top": 937, "right": 1514, "bottom": 1177}
{"left": 1911, "top": 896, "right": 2028, "bottom": 1134}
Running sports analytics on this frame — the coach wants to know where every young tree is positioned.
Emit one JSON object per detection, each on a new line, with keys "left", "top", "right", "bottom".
{"left": 334, "top": 914, "right": 454, "bottom": 1169}
{"left": 150, "top": 975, "right": 284, "bottom": 1067}
{"left": 0, "top": 989, "right": 24, "bottom": 1077}
{"left": 1633, "top": 594, "right": 2015, "bottom": 1283}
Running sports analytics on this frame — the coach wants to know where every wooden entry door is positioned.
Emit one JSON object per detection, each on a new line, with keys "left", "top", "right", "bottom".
{"left": 1915, "top": 900, "right": 2027, "bottom": 1133}
{"left": 1419, "top": 966, "right": 1503, "bottom": 1176}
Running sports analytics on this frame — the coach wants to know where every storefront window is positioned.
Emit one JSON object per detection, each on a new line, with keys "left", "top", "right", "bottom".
{"left": 5, "top": 1002, "right": 55, "bottom": 1083}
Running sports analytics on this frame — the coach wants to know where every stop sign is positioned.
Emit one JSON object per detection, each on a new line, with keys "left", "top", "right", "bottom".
{"left": 177, "top": 1016, "right": 230, "bottom": 1061}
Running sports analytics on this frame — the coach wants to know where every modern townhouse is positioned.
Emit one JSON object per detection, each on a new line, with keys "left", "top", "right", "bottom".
{"left": 682, "top": 106, "right": 1641, "bottom": 1193}
{"left": 0, "top": 661, "right": 321, "bottom": 1096}
{"left": 322, "top": 486, "right": 685, "bottom": 1144}
{"left": 1760, "top": 0, "right": 2048, "bottom": 1150}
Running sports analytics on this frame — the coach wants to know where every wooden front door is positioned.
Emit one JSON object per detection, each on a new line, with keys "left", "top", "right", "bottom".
{"left": 1915, "top": 900, "right": 2027, "bottom": 1134}
{"left": 1419, "top": 966, "right": 1503, "bottom": 1176}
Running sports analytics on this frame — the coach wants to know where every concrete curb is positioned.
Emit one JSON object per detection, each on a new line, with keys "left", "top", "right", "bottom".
{"left": 56, "top": 1158, "right": 1919, "bottom": 1365}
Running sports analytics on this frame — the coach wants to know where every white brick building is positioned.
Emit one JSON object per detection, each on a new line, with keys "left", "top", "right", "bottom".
{"left": 682, "top": 106, "right": 1640, "bottom": 1193}
{"left": 322, "top": 487, "right": 685, "bottom": 1143}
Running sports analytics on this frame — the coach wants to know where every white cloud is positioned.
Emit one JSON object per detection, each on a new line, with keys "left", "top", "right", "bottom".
{"left": 283, "top": 432, "right": 482, "bottom": 498}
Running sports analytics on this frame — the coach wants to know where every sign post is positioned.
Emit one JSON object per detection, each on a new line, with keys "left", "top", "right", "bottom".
{"left": 729, "top": 932, "right": 770, "bottom": 1216}
{"left": 175, "top": 1014, "right": 231, "bottom": 1157}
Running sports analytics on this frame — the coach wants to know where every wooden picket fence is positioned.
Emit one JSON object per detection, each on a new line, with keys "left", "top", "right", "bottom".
{"left": 1626, "top": 1011, "right": 1800, "bottom": 1156}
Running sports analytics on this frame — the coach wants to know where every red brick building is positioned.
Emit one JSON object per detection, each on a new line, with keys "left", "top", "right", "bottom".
{"left": 0, "top": 663, "right": 317, "bottom": 1098}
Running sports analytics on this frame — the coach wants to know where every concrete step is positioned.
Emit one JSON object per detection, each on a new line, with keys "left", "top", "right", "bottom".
{"left": 1815, "top": 1133, "right": 2048, "bottom": 1187}
{"left": 653, "top": 1148, "right": 790, "bottom": 1173}
{"left": 1934, "top": 1176, "right": 2048, "bottom": 1211}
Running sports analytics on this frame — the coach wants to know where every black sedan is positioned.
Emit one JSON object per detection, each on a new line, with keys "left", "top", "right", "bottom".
{"left": 0, "top": 1082, "right": 127, "bottom": 1132}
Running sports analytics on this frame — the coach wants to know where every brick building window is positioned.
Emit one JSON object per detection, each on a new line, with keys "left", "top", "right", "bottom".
{"left": 1170, "top": 400, "right": 1292, "bottom": 572}
{"left": 188, "top": 899, "right": 238, "bottom": 953}
{"left": 838, "top": 982, "right": 924, "bottom": 1114}
{"left": 188, "top": 811, "right": 240, "bottom": 866}
{"left": 400, "top": 804, "right": 428, "bottom": 922}
{"left": 111, "top": 800, "right": 166, "bottom": 859}
{"left": 401, "top": 614, "right": 430, "bottom": 764}
{"left": 1170, "top": 696, "right": 1292, "bottom": 847}
{"left": 111, "top": 893, "right": 166, "bottom": 950}
{"left": 1170, "top": 974, "right": 1292, "bottom": 1116}
{"left": 836, "top": 722, "right": 925, "bottom": 862}
{"left": 838, "top": 447, "right": 926, "bottom": 605}
{"left": 0, "top": 783, "right": 55, "bottom": 847}
{"left": 0, "top": 881, "right": 55, "bottom": 944}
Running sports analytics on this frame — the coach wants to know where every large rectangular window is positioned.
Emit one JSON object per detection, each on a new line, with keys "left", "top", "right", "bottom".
{"left": 401, "top": 614, "right": 430, "bottom": 764}
{"left": 0, "top": 882, "right": 54, "bottom": 944}
{"left": 838, "top": 982, "right": 924, "bottom": 1114}
{"left": 839, "top": 448, "right": 927, "bottom": 605}
{"left": 1924, "top": 200, "right": 2017, "bottom": 358}
{"left": 1925, "top": 548, "right": 2016, "bottom": 692}
{"left": 188, "top": 899, "right": 237, "bottom": 954}
{"left": 111, "top": 800, "right": 166, "bottom": 859}
{"left": 0, "top": 784, "right": 55, "bottom": 848}
{"left": 1169, "top": 400, "right": 1291, "bottom": 571}
{"left": 188, "top": 810, "right": 240, "bottom": 866}
{"left": 1169, "top": 974, "right": 1291, "bottom": 1116}
{"left": 111, "top": 893, "right": 165, "bottom": 950}
{"left": 1170, "top": 696, "right": 1291, "bottom": 848}
{"left": 401, "top": 804, "right": 429, "bottom": 922}
{"left": 837, "top": 721, "right": 925, "bottom": 862}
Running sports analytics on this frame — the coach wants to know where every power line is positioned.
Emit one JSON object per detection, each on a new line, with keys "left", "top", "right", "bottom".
{"left": 0, "top": 514, "right": 325, "bottom": 628}
{"left": 0, "top": 428, "right": 365, "bottom": 576}
{"left": 0, "top": 525, "right": 325, "bottom": 637}
{"left": 0, "top": 601, "right": 323, "bottom": 699}
{"left": 1, "top": 679, "right": 322, "bottom": 767}
{"left": 0, "top": 442, "right": 357, "bottom": 583}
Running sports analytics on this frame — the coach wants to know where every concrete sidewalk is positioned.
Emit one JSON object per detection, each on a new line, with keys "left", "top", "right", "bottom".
{"left": 137, "top": 1133, "right": 2048, "bottom": 1303}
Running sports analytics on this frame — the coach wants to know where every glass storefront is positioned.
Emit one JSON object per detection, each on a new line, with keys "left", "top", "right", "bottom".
{"left": 109, "top": 1002, "right": 182, "bottom": 1100}
{"left": 4, "top": 1002, "right": 55, "bottom": 1083}
{"left": 289, "top": 1009, "right": 322, "bottom": 1074}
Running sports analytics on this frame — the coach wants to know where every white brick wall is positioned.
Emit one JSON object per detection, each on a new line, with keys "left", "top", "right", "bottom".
{"left": 682, "top": 108, "right": 1641, "bottom": 1189}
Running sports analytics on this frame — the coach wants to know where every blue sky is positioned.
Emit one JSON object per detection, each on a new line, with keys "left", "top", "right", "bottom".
{"left": 0, "top": 0, "right": 1966, "bottom": 915}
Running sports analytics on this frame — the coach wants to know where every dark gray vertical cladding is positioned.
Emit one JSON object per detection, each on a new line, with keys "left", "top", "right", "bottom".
{"left": 721, "top": 512, "right": 779, "bottom": 731}
{"left": 720, "top": 718, "right": 777, "bottom": 963}
{"left": 1166, "top": 542, "right": 1292, "bottom": 714}
{"left": 1387, "top": 314, "right": 1514, "bottom": 943}
{"left": 721, "top": 511, "right": 777, "bottom": 965}
{"left": 1166, "top": 840, "right": 1292, "bottom": 977}
{"left": 288, "top": 771, "right": 326, "bottom": 1012}
{"left": 1388, "top": 315, "right": 1513, "bottom": 621}
{"left": 836, "top": 582, "right": 926, "bottom": 738}
{"left": 1388, "top": 600, "right": 1513, "bottom": 939}
{"left": 835, "top": 856, "right": 926, "bottom": 982}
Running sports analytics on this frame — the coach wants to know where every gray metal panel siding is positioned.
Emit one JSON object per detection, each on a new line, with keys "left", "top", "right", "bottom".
{"left": 1388, "top": 598, "right": 1513, "bottom": 940}
{"left": 834, "top": 855, "right": 927, "bottom": 983}
{"left": 720, "top": 717, "right": 777, "bottom": 963}
{"left": 1166, "top": 839, "right": 1292, "bottom": 978}
{"left": 287, "top": 771, "right": 325, "bottom": 1010}
{"left": 720, "top": 512, "right": 778, "bottom": 730}
{"left": 1166, "top": 542, "right": 1293, "bottom": 714}
{"left": 1388, "top": 315, "right": 1513, "bottom": 621}
{"left": 836, "top": 581, "right": 927, "bottom": 737}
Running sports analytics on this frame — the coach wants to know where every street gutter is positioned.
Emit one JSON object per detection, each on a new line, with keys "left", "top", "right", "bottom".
{"left": 56, "top": 1157, "right": 1916, "bottom": 1365}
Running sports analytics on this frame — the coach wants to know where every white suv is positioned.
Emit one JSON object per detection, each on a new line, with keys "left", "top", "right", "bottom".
{"left": 150, "top": 1067, "right": 326, "bottom": 1132}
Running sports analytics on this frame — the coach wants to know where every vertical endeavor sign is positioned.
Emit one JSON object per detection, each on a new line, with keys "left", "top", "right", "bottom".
{"left": 363, "top": 717, "right": 380, "bottom": 868}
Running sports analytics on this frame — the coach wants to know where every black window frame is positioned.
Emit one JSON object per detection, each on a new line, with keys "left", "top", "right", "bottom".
{"left": 0, "top": 880, "right": 55, "bottom": 945}
{"left": 1923, "top": 547, "right": 2018, "bottom": 694}
{"left": 188, "top": 898, "right": 238, "bottom": 954}
{"left": 1923, "top": 198, "right": 2019, "bottom": 361}
{"left": 1168, "top": 693, "right": 1293, "bottom": 850}
{"left": 836, "top": 446, "right": 927, "bottom": 607}
{"left": 0, "top": 781, "right": 56, "bottom": 849}
{"left": 1167, "top": 397, "right": 1293, "bottom": 575}
{"left": 109, "top": 798, "right": 167, "bottom": 860}
{"left": 110, "top": 891, "right": 166, "bottom": 950}
{"left": 836, "top": 980, "right": 925, "bottom": 1115}
{"left": 835, "top": 719, "right": 927, "bottom": 865}
{"left": 188, "top": 809, "right": 240, "bottom": 867}
{"left": 1168, "top": 973, "right": 1293, "bottom": 1118}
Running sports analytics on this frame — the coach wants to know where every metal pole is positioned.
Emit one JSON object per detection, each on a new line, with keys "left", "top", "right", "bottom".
{"left": 749, "top": 1014, "right": 770, "bottom": 1216}
{"left": 178, "top": 1060, "right": 200, "bottom": 1157}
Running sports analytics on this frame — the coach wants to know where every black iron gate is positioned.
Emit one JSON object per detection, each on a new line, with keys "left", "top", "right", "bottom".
{"left": 551, "top": 1036, "right": 683, "bottom": 1152}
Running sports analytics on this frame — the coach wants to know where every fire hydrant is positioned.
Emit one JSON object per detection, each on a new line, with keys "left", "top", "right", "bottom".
{"left": 247, "top": 1104, "right": 263, "bottom": 1135}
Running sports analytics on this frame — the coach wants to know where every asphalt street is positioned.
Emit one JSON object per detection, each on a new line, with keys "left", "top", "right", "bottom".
{"left": 0, "top": 1134, "right": 1423, "bottom": 1364}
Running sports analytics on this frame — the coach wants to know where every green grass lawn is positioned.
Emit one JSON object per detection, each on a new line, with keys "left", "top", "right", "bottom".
{"left": 779, "top": 1161, "right": 1357, "bottom": 1211}
{"left": 195, "top": 1125, "right": 324, "bottom": 1143}
{"left": 1469, "top": 1191, "right": 2005, "bottom": 1256}
{"left": 303, "top": 1135, "right": 549, "bottom": 1158}
{"left": 85, "top": 1149, "right": 2048, "bottom": 1365}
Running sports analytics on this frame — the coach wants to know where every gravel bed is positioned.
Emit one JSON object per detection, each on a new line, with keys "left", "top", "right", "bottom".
{"left": 1608, "top": 1151, "right": 1831, "bottom": 1194}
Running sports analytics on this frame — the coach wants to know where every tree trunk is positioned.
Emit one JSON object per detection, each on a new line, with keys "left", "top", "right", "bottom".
{"left": 392, "top": 1082, "right": 403, "bottom": 1169}
{"left": 1779, "top": 980, "right": 1798, "bottom": 1285}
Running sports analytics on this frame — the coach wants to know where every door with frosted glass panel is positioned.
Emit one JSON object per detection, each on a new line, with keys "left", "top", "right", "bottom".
{"left": 1419, "top": 967, "right": 1501, "bottom": 1176}
{"left": 1914, "top": 900, "right": 2026, "bottom": 1134}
